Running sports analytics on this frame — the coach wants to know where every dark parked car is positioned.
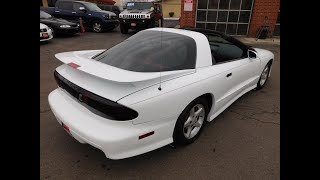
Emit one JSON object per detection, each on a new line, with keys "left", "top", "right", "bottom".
{"left": 119, "top": 1, "right": 163, "bottom": 34}
{"left": 41, "top": 0, "right": 119, "bottom": 33}
{"left": 40, "top": 10, "right": 80, "bottom": 35}
{"left": 47, "top": 0, "right": 58, "bottom": 7}
{"left": 97, "top": 4, "right": 121, "bottom": 17}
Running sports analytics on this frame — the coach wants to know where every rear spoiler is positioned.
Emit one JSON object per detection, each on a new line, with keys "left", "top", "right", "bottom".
{"left": 55, "top": 50, "right": 105, "bottom": 64}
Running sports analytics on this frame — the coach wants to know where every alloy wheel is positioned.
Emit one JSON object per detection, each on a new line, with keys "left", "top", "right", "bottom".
{"left": 183, "top": 104, "right": 205, "bottom": 139}
{"left": 93, "top": 22, "right": 102, "bottom": 32}
{"left": 260, "top": 66, "right": 269, "bottom": 86}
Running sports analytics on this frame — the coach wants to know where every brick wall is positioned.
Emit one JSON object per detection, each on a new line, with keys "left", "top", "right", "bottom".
{"left": 179, "top": 0, "right": 280, "bottom": 37}
{"left": 180, "top": 0, "right": 197, "bottom": 27}
{"left": 248, "top": 0, "right": 280, "bottom": 37}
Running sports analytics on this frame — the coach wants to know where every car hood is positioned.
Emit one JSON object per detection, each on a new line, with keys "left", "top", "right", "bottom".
{"left": 55, "top": 50, "right": 195, "bottom": 102}
{"left": 40, "top": 17, "right": 77, "bottom": 25}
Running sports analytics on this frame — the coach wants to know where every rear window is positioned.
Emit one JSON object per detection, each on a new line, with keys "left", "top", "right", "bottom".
{"left": 93, "top": 30, "right": 197, "bottom": 72}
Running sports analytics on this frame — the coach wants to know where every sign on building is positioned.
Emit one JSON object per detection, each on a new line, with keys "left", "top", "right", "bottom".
{"left": 184, "top": 0, "right": 193, "bottom": 11}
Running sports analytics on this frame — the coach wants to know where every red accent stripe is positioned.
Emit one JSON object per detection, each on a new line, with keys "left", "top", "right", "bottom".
{"left": 62, "top": 123, "right": 70, "bottom": 133}
{"left": 68, "top": 62, "right": 80, "bottom": 69}
{"left": 139, "top": 131, "right": 154, "bottom": 140}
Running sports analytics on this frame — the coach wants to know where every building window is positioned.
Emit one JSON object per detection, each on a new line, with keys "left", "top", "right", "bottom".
{"left": 273, "top": 9, "right": 280, "bottom": 36}
{"left": 196, "top": 0, "right": 254, "bottom": 35}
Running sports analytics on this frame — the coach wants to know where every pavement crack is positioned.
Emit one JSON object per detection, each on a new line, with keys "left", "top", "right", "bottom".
{"left": 254, "top": 110, "right": 280, "bottom": 116}
{"left": 40, "top": 109, "right": 51, "bottom": 114}
{"left": 230, "top": 110, "right": 280, "bottom": 126}
{"left": 246, "top": 115, "right": 280, "bottom": 125}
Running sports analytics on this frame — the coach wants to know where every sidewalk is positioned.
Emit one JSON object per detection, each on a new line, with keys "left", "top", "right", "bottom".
{"left": 235, "top": 37, "right": 280, "bottom": 45}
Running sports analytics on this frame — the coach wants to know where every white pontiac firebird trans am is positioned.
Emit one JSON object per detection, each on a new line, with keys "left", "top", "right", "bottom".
{"left": 40, "top": 23, "right": 53, "bottom": 42}
{"left": 48, "top": 27, "right": 274, "bottom": 160}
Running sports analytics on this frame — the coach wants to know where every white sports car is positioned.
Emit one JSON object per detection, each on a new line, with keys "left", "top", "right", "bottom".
{"left": 40, "top": 23, "right": 53, "bottom": 42}
{"left": 48, "top": 27, "right": 274, "bottom": 160}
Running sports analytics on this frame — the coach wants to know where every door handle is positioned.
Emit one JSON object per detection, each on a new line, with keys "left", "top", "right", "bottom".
{"left": 226, "top": 73, "right": 232, "bottom": 78}
{"left": 72, "top": 12, "right": 76, "bottom": 14}
{"left": 55, "top": 11, "right": 60, "bottom": 13}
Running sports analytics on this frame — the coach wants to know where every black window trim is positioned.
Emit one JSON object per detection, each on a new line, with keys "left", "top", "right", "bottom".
{"left": 205, "top": 33, "right": 248, "bottom": 65}
{"left": 180, "top": 27, "right": 253, "bottom": 66}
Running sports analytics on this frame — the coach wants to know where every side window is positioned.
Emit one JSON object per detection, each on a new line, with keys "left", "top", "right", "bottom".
{"left": 207, "top": 35, "right": 245, "bottom": 64}
{"left": 58, "top": 2, "right": 73, "bottom": 11}
{"left": 73, "top": 3, "right": 83, "bottom": 11}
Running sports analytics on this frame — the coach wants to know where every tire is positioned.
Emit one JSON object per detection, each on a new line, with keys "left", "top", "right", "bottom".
{"left": 92, "top": 20, "right": 103, "bottom": 33}
{"left": 120, "top": 23, "right": 128, "bottom": 34}
{"left": 68, "top": 32, "right": 77, "bottom": 36}
{"left": 256, "top": 62, "right": 272, "bottom": 90}
{"left": 173, "top": 97, "right": 209, "bottom": 145}
{"left": 149, "top": 19, "right": 156, "bottom": 28}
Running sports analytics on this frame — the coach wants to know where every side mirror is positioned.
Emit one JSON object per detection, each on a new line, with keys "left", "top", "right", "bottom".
{"left": 79, "top": 7, "right": 86, "bottom": 12}
{"left": 248, "top": 50, "right": 257, "bottom": 59}
{"left": 150, "top": 7, "right": 155, "bottom": 11}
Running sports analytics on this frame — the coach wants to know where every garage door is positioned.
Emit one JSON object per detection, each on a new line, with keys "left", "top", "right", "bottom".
{"left": 196, "top": 0, "right": 254, "bottom": 35}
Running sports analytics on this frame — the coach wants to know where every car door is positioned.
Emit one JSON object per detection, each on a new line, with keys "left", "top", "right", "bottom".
{"left": 57, "top": 1, "right": 74, "bottom": 21}
{"left": 72, "top": 2, "right": 88, "bottom": 24}
{"left": 207, "top": 34, "right": 260, "bottom": 110}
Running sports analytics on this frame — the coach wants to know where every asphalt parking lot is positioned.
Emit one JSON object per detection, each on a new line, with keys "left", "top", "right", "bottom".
{"left": 40, "top": 28, "right": 280, "bottom": 179}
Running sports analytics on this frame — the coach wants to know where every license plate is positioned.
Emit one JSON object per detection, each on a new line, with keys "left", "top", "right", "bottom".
{"left": 42, "top": 33, "right": 49, "bottom": 38}
{"left": 131, "top": 22, "right": 136, "bottom": 26}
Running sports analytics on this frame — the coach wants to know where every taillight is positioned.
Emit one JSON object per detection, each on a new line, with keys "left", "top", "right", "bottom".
{"left": 67, "top": 62, "right": 80, "bottom": 69}
{"left": 54, "top": 70, "right": 138, "bottom": 120}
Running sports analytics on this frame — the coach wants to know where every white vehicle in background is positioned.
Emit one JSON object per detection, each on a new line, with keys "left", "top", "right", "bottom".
{"left": 40, "top": 23, "right": 53, "bottom": 42}
{"left": 48, "top": 27, "right": 274, "bottom": 160}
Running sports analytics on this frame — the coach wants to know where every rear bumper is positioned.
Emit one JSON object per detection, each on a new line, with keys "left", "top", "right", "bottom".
{"left": 48, "top": 88, "right": 174, "bottom": 159}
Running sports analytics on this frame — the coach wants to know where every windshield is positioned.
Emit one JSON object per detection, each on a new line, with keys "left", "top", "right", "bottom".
{"left": 84, "top": 2, "right": 102, "bottom": 11}
{"left": 40, "top": 11, "right": 51, "bottom": 19}
{"left": 126, "top": 2, "right": 153, "bottom": 10}
{"left": 93, "top": 31, "right": 197, "bottom": 72}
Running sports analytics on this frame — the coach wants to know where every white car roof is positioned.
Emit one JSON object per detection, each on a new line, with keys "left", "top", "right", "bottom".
{"left": 146, "top": 28, "right": 212, "bottom": 68}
